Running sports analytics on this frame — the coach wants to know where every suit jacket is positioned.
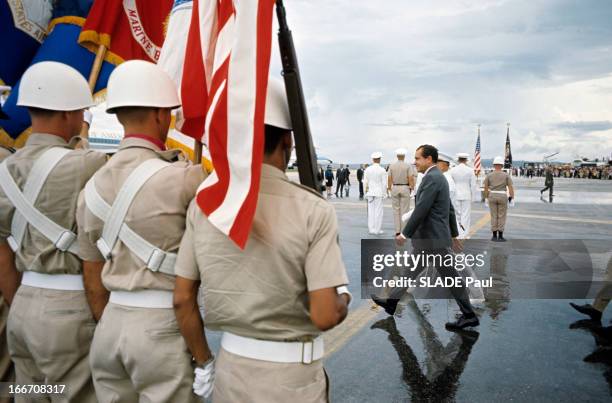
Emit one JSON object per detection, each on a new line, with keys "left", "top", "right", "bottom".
{"left": 343, "top": 168, "right": 351, "bottom": 185}
{"left": 402, "top": 166, "right": 459, "bottom": 250}
{"left": 336, "top": 168, "right": 346, "bottom": 183}
{"left": 356, "top": 168, "right": 364, "bottom": 181}
{"left": 545, "top": 171, "right": 553, "bottom": 186}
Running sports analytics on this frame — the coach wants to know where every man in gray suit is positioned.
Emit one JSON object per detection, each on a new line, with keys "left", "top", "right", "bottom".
{"left": 372, "top": 144, "right": 479, "bottom": 331}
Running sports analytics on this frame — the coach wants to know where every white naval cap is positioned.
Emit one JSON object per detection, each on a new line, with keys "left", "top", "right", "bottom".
{"left": 438, "top": 154, "right": 451, "bottom": 163}
{"left": 493, "top": 156, "right": 504, "bottom": 165}
{"left": 456, "top": 152, "right": 469, "bottom": 159}
{"left": 395, "top": 148, "right": 407, "bottom": 156}
{"left": 371, "top": 151, "right": 382, "bottom": 159}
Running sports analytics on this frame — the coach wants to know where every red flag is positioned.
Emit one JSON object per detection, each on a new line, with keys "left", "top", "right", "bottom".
{"left": 182, "top": 0, "right": 276, "bottom": 248}
{"left": 79, "top": 0, "right": 173, "bottom": 63}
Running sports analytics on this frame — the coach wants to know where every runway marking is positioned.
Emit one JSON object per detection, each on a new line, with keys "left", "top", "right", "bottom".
{"left": 468, "top": 212, "right": 492, "bottom": 235}
{"left": 507, "top": 213, "right": 612, "bottom": 225}
{"left": 323, "top": 212, "right": 492, "bottom": 358}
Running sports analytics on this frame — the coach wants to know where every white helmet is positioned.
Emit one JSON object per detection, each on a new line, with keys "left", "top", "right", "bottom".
{"left": 17, "top": 62, "right": 93, "bottom": 111}
{"left": 265, "top": 78, "right": 291, "bottom": 130}
{"left": 106, "top": 60, "right": 180, "bottom": 113}
{"left": 493, "top": 156, "right": 504, "bottom": 165}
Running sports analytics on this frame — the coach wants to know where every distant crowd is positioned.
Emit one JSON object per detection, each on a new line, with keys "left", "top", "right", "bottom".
{"left": 519, "top": 166, "right": 612, "bottom": 180}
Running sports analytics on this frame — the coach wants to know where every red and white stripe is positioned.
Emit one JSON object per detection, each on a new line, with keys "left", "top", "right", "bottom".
{"left": 474, "top": 133, "right": 482, "bottom": 175}
{"left": 181, "top": 0, "right": 275, "bottom": 248}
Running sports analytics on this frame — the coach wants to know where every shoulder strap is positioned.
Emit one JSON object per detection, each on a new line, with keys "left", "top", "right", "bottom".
{"left": 10, "top": 148, "right": 72, "bottom": 250}
{"left": 0, "top": 147, "right": 79, "bottom": 254}
{"left": 91, "top": 158, "right": 176, "bottom": 275}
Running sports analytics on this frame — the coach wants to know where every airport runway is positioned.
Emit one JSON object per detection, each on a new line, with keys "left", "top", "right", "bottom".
{"left": 201, "top": 174, "right": 612, "bottom": 402}
{"left": 320, "top": 175, "right": 612, "bottom": 402}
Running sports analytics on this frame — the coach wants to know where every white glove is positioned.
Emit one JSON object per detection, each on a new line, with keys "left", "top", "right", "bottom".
{"left": 83, "top": 109, "right": 93, "bottom": 126}
{"left": 401, "top": 209, "right": 414, "bottom": 223}
{"left": 193, "top": 357, "right": 215, "bottom": 399}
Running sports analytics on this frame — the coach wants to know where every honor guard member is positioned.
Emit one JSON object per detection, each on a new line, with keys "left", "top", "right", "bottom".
{"left": 484, "top": 156, "right": 514, "bottom": 242}
{"left": 449, "top": 152, "right": 477, "bottom": 238}
{"left": 364, "top": 152, "right": 387, "bottom": 235}
{"left": 437, "top": 154, "right": 461, "bottom": 233}
{"left": 0, "top": 146, "right": 13, "bottom": 161}
{"left": 0, "top": 138, "right": 14, "bottom": 401}
{"left": 0, "top": 62, "right": 106, "bottom": 402}
{"left": 173, "top": 78, "right": 351, "bottom": 403}
{"left": 388, "top": 148, "right": 416, "bottom": 235}
{"left": 76, "top": 60, "right": 206, "bottom": 403}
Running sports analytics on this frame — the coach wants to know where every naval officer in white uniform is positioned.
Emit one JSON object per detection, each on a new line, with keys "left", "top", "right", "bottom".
{"left": 449, "top": 152, "right": 477, "bottom": 238}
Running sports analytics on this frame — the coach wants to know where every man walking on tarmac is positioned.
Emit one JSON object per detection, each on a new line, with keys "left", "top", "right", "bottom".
{"left": 372, "top": 145, "right": 480, "bottom": 331}
{"left": 541, "top": 166, "right": 554, "bottom": 202}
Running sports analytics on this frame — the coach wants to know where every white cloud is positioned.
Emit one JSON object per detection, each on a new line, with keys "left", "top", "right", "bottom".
{"left": 271, "top": 0, "right": 612, "bottom": 163}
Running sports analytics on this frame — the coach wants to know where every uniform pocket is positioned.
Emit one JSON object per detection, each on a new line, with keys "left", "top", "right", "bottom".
{"left": 278, "top": 367, "right": 327, "bottom": 402}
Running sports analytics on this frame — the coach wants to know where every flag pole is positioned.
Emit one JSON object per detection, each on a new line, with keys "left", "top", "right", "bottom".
{"left": 276, "top": 0, "right": 322, "bottom": 192}
{"left": 78, "top": 43, "right": 107, "bottom": 143}
{"left": 88, "top": 44, "right": 107, "bottom": 92}
{"left": 193, "top": 139, "right": 202, "bottom": 163}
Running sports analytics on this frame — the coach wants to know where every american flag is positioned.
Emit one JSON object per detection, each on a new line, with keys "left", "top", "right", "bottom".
{"left": 180, "top": 0, "right": 276, "bottom": 248}
{"left": 474, "top": 131, "right": 482, "bottom": 175}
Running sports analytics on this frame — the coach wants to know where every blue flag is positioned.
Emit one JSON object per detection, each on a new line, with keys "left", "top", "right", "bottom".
{"left": 1, "top": 11, "right": 116, "bottom": 148}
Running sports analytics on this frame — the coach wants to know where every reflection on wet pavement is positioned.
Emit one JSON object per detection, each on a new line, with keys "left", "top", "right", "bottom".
{"left": 371, "top": 313, "right": 479, "bottom": 403}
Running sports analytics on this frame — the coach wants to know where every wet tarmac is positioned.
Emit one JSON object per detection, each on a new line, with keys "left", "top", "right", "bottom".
{"left": 317, "top": 175, "right": 612, "bottom": 402}
{"left": 198, "top": 174, "right": 611, "bottom": 401}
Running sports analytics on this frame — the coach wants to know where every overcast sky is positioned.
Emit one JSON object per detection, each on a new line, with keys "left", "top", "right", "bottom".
{"left": 268, "top": 0, "right": 612, "bottom": 164}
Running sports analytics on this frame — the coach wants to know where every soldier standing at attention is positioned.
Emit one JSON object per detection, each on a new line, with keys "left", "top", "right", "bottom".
{"left": 172, "top": 79, "right": 351, "bottom": 402}
{"left": 0, "top": 62, "right": 106, "bottom": 402}
{"left": 388, "top": 148, "right": 416, "bottom": 236}
{"left": 484, "top": 156, "right": 515, "bottom": 242}
{"left": 77, "top": 60, "right": 206, "bottom": 402}
{"left": 450, "top": 152, "right": 477, "bottom": 238}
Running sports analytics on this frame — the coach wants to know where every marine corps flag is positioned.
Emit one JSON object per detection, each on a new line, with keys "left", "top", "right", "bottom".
{"left": 183, "top": 0, "right": 276, "bottom": 248}
{"left": 504, "top": 124, "right": 512, "bottom": 169}
{"left": 78, "top": 0, "right": 173, "bottom": 63}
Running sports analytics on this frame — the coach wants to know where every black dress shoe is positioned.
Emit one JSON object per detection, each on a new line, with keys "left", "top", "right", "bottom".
{"left": 371, "top": 295, "right": 399, "bottom": 316}
{"left": 497, "top": 231, "right": 507, "bottom": 242}
{"left": 445, "top": 314, "right": 480, "bottom": 331}
{"left": 570, "top": 302, "right": 602, "bottom": 322}
{"left": 491, "top": 231, "right": 498, "bottom": 241}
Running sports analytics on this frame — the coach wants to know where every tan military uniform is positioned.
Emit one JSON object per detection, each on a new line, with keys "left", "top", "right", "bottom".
{"left": 484, "top": 171, "right": 512, "bottom": 232}
{"left": 0, "top": 146, "right": 12, "bottom": 161}
{"left": 175, "top": 163, "right": 349, "bottom": 403}
{"left": 388, "top": 160, "right": 414, "bottom": 234}
{"left": 0, "top": 133, "right": 106, "bottom": 403}
{"left": 0, "top": 146, "right": 14, "bottom": 403}
{"left": 77, "top": 137, "right": 205, "bottom": 403}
